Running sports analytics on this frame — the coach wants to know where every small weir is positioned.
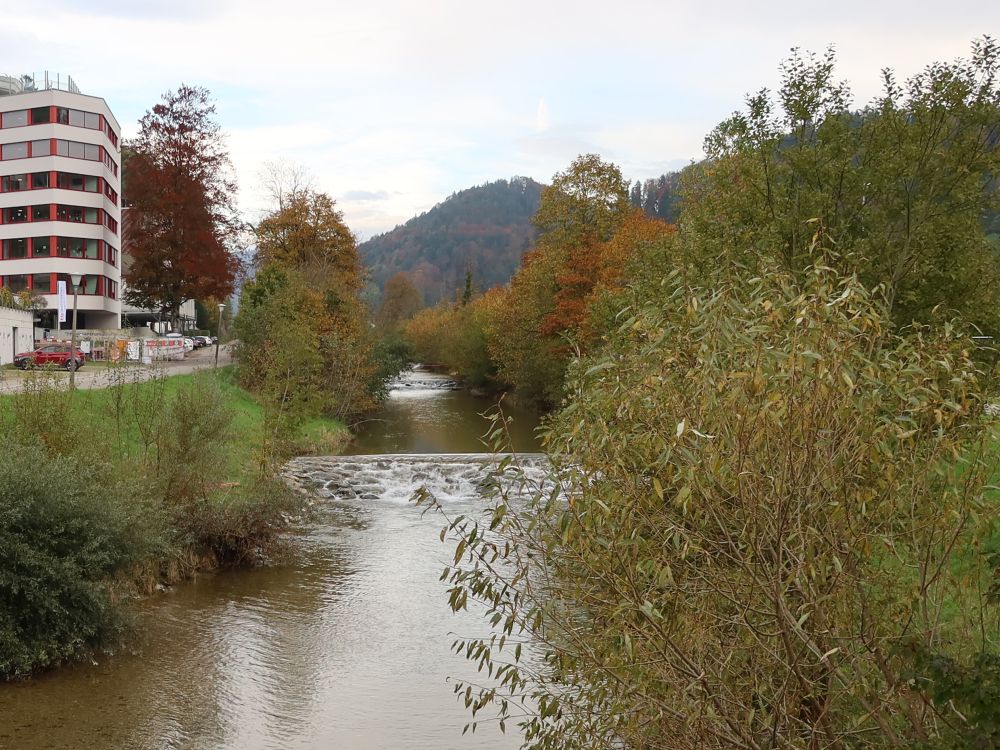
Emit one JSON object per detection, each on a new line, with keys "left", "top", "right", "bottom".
{"left": 284, "top": 452, "right": 549, "bottom": 504}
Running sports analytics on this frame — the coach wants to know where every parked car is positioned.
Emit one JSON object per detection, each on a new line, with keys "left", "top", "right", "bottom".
{"left": 13, "top": 344, "right": 85, "bottom": 370}
{"left": 193, "top": 335, "right": 211, "bottom": 348}
{"left": 182, "top": 337, "right": 195, "bottom": 353}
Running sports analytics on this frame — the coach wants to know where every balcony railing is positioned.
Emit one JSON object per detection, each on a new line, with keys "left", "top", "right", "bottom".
{"left": 0, "top": 72, "right": 81, "bottom": 97}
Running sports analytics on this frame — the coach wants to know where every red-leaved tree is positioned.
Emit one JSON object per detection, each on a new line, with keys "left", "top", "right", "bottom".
{"left": 123, "top": 85, "right": 241, "bottom": 327}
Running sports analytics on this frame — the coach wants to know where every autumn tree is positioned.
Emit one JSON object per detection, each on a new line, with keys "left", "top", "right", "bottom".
{"left": 375, "top": 272, "right": 423, "bottom": 330}
{"left": 533, "top": 153, "right": 631, "bottom": 245}
{"left": 123, "top": 85, "right": 241, "bottom": 328}
{"left": 236, "top": 188, "right": 383, "bottom": 425}
{"left": 485, "top": 155, "right": 671, "bottom": 404}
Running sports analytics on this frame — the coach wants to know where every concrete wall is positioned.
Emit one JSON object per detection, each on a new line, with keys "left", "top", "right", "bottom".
{"left": 0, "top": 305, "right": 35, "bottom": 365}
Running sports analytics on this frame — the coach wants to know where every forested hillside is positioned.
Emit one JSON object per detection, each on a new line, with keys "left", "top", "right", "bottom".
{"left": 629, "top": 169, "right": 683, "bottom": 222}
{"left": 359, "top": 177, "right": 543, "bottom": 304}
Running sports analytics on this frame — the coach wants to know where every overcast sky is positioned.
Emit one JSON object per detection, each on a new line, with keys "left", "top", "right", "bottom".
{"left": 6, "top": 1, "right": 997, "bottom": 238}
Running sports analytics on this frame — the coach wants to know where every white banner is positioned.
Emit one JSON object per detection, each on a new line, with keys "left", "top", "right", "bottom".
{"left": 57, "top": 280, "right": 67, "bottom": 323}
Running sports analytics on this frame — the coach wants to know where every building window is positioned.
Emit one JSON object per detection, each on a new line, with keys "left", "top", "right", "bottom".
{"left": 2, "top": 207, "right": 28, "bottom": 224}
{"left": 31, "top": 139, "right": 51, "bottom": 157}
{"left": 54, "top": 205, "right": 101, "bottom": 224}
{"left": 106, "top": 243, "right": 117, "bottom": 266}
{"left": 31, "top": 205, "right": 50, "bottom": 221}
{"left": 1, "top": 174, "right": 27, "bottom": 191}
{"left": 57, "top": 205, "right": 83, "bottom": 223}
{"left": 2, "top": 274, "right": 28, "bottom": 292}
{"left": 56, "top": 236, "right": 99, "bottom": 259}
{"left": 32, "top": 236, "right": 51, "bottom": 256}
{"left": 32, "top": 273, "right": 51, "bottom": 293}
{"left": 2, "top": 141, "right": 28, "bottom": 160}
{"left": 2, "top": 239, "right": 28, "bottom": 259}
{"left": 57, "top": 172, "right": 100, "bottom": 192}
{"left": 57, "top": 273, "right": 99, "bottom": 294}
{"left": 1, "top": 110, "right": 28, "bottom": 128}
{"left": 31, "top": 172, "right": 50, "bottom": 189}
{"left": 57, "top": 236, "right": 80, "bottom": 257}
{"left": 30, "top": 107, "right": 51, "bottom": 124}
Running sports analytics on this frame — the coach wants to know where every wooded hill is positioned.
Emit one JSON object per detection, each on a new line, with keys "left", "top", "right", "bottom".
{"left": 359, "top": 177, "right": 543, "bottom": 304}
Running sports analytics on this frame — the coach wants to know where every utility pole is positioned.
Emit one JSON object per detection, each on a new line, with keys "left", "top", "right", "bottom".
{"left": 214, "top": 302, "right": 225, "bottom": 368}
{"left": 68, "top": 273, "right": 81, "bottom": 389}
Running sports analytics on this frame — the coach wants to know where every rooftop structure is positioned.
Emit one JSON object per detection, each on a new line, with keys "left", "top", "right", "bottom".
{"left": 0, "top": 72, "right": 82, "bottom": 97}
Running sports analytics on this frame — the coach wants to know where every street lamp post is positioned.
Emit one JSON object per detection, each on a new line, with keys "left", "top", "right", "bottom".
{"left": 214, "top": 302, "right": 225, "bottom": 368}
{"left": 68, "top": 273, "right": 82, "bottom": 389}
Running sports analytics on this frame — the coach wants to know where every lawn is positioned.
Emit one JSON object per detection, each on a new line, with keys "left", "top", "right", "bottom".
{"left": 0, "top": 365, "right": 350, "bottom": 483}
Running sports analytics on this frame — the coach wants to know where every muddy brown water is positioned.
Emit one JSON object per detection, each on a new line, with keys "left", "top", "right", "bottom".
{"left": 0, "top": 370, "right": 542, "bottom": 749}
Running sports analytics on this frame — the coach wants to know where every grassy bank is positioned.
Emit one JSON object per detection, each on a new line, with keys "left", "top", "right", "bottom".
{"left": 0, "top": 364, "right": 350, "bottom": 679}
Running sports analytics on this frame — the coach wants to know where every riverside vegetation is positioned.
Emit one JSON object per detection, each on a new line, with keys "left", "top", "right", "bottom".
{"left": 0, "top": 365, "right": 347, "bottom": 679}
{"left": 414, "top": 40, "right": 1000, "bottom": 749}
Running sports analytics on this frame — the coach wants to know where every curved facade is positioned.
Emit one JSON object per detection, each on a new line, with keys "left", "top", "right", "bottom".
{"left": 0, "top": 79, "right": 121, "bottom": 330}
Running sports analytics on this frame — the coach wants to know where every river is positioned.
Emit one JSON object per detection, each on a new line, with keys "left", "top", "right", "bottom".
{"left": 0, "top": 370, "right": 542, "bottom": 750}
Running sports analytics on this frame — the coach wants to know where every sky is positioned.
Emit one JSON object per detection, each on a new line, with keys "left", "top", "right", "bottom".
{"left": 5, "top": 0, "right": 998, "bottom": 239}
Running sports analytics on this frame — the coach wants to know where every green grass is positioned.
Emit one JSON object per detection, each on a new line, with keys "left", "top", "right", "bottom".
{"left": 0, "top": 365, "right": 349, "bottom": 482}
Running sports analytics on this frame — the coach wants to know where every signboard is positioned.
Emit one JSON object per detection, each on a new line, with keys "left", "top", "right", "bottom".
{"left": 57, "top": 280, "right": 67, "bottom": 323}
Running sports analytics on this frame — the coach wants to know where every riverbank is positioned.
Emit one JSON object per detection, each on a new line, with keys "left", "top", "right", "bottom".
{"left": 0, "top": 365, "right": 350, "bottom": 679}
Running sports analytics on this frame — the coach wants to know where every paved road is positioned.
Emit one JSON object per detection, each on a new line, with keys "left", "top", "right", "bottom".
{"left": 0, "top": 344, "right": 235, "bottom": 393}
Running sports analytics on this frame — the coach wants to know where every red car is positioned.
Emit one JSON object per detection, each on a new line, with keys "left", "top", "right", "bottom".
{"left": 13, "top": 344, "right": 85, "bottom": 370}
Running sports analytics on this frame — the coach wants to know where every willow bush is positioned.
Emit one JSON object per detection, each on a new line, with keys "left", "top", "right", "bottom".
{"left": 434, "top": 263, "right": 999, "bottom": 749}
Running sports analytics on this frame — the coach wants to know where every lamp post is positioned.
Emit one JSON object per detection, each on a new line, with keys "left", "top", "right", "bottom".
{"left": 214, "top": 302, "right": 225, "bottom": 368}
{"left": 68, "top": 273, "right": 82, "bottom": 389}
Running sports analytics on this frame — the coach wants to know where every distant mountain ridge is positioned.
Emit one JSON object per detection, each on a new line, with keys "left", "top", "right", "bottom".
{"left": 359, "top": 177, "right": 544, "bottom": 305}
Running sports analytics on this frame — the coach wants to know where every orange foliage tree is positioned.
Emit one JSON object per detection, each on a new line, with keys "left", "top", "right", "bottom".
{"left": 485, "top": 156, "right": 674, "bottom": 405}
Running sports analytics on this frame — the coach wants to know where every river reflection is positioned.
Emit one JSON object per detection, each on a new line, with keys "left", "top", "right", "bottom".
{"left": 0, "top": 370, "right": 541, "bottom": 750}
{"left": 349, "top": 369, "right": 541, "bottom": 455}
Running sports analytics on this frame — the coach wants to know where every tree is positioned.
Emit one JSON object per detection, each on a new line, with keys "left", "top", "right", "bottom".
{"left": 683, "top": 39, "right": 1000, "bottom": 330}
{"left": 533, "top": 153, "right": 631, "bottom": 245}
{"left": 376, "top": 272, "right": 423, "bottom": 330}
{"left": 235, "top": 189, "right": 382, "bottom": 424}
{"left": 123, "top": 85, "right": 241, "bottom": 328}
{"left": 255, "top": 189, "right": 359, "bottom": 293}
{"left": 259, "top": 158, "right": 314, "bottom": 212}
{"left": 485, "top": 156, "right": 668, "bottom": 405}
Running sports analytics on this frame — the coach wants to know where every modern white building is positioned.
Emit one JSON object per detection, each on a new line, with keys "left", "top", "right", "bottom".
{"left": 0, "top": 72, "right": 122, "bottom": 331}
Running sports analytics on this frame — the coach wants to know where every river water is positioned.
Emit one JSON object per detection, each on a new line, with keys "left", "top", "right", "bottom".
{"left": 0, "top": 370, "right": 542, "bottom": 750}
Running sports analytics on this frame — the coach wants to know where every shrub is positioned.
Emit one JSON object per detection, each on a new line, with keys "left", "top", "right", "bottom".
{"left": 153, "top": 373, "right": 232, "bottom": 509}
{"left": 5, "top": 371, "right": 96, "bottom": 459}
{"left": 436, "top": 262, "right": 999, "bottom": 749}
{"left": 0, "top": 444, "right": 165, "bottom": 678}
{"left": 181, "top": 477, "right": 305, "bottom": 566}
